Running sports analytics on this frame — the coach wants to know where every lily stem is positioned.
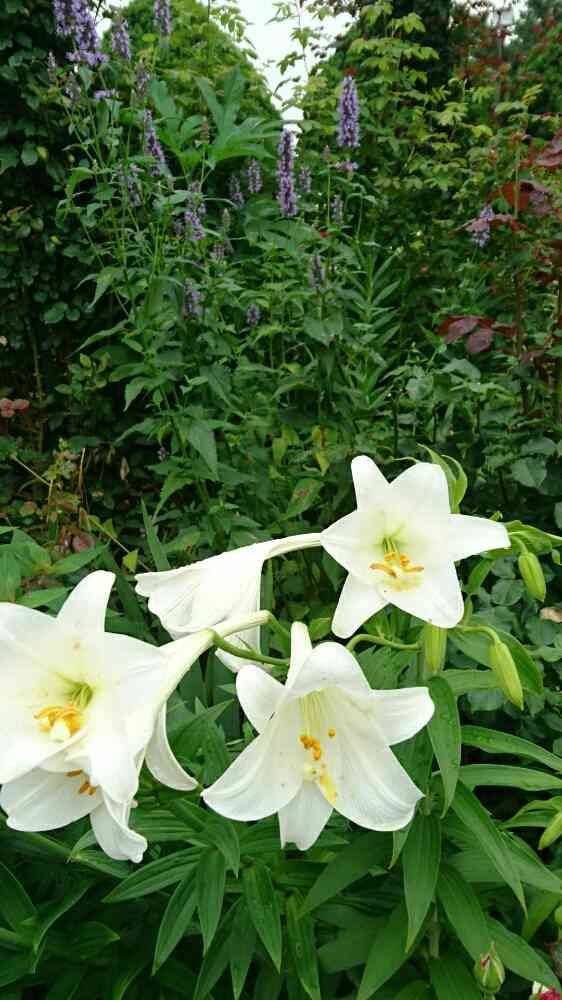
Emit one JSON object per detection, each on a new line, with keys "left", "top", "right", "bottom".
{"left": 211, "top": 632, "right": 289, "bottom": 669}
{"left": 346, "top": 633, "right": 420, "bottom": 654}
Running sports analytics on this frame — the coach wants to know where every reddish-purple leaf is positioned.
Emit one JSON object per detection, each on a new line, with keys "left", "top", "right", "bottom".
{"left": 466, "top": 327, "right": 494, "bottom": 353}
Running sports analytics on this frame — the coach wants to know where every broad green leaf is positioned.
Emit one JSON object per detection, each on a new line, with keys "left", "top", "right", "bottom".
{"left": 0, "top": 861, "right": 35, "bottom": 930}
{"left": 243, "top": 864, "right": 282, "bottom": 971}
{"left": 109, "top": 949, "right": 150, "bottom": 1000}
{"left": 103, "top": 850, "right": 197, "bottom": 902}
{"left": 403, "top": 812, "right": 441, "bottom": 949}
{"left": 488, "top": 916, "right": 561, "bottom": 990}
{"left": 141, "top": 500, "right": 170, "bottom": 571}
{"left": 318, "top": 918, "right": 382, "bottom": 974}
{"left": 460, "top": 764, "right": 562, "bottom": 792}
{"left": 357, "top": 902, "right": 410, "bottom": 1000}
{"left": 30, "top": 881, "right": 90, "bottom": 953}
{"left": 197, "top": 849, "right": 226, "bottom": 952}
{"left": 193, "top": 903, "right": 236, "bottom": 1000}
{"left": 285, "top": 478, "right": 323, "bottom": 519}
{"left": 72, "top": 921, "right": 119, "bottom": 961}
{"left": 47, "top": 545, "right": 106, "bottom": 576}
{"left": 522, "top": 890, "right": 562, "bottom": 941}
{"left": 422, "top": 448, "right": 467, "bottom": 511}
{"left": 187, "top": 419, "right": 218, "bottom": 479}
{"left": 461, "top": 725, "right": 562, "bottom": 773}
{"left": 443, "top": 670, "right": 497, "bottom": 696}
{"left": 302, "top": 832, "right": 389, "bottom": 913}
{"left": 45, "top": 968, "right": 85, "bottom": 999}
{"left": 201, "top": 815, "right": 240, "bottom": 875}
{"left": 428, "top": 955, "right": 480, "bottom": 1000}
{"left": 229, "top": 900, "right": 256, "bottom": 1000}
{"left": 286, "top": 894, "right": 321, "bottom": 1000}
{"left": 450, "top": 782, "right": 525, "bottom": 909}
{"left": 0, "top": 951, "right": 34, "bottom": 988}
{"left": 395, "top": 984, "right": 432, "bottom": 1000}
{"left": 427, "top": 675, "right": 461, "bottom": 815}
{"left": 153, "top": 872, "right": 197, "bottom": 973}
{"left": 436, "top": 864, "right": 490, "bottom": 960}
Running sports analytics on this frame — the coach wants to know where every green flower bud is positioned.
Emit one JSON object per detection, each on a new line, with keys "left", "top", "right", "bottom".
{"left": 539, "top": 811, "right": 562, "bottom": 851}
{"left": 519, "top": 551, "right": 546, "bottom": 602}
{"left": 474, "top": 943, "right": 505, "bottom": 993}
{"left": 421, "top": 623, "right": 447, "bottom": 676}
{"left": 489, "top": 638, "right": 524, "bottom": 710}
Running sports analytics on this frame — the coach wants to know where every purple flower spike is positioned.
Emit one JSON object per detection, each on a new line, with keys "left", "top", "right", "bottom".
{"left": 298, "top": 166, "right": 312, "bottom": 194}
{"left": 53, "top": 0, "right": 107, "bottom": 67}
{"left": 335, "top": 160, "right": 358, "bottom": 174}
{"left": 184, "top": 281, "right": 203, "bottom": 318}
{"left": 332, "top": 195, "right": 344, "bottom": 224}
{"left": 337, "top": 76, "right": 360, "bottom": 149}
{"left": 229, "top": 174, "right": 245, "bottom": 207}
{"left": 143, "top": 109, "right": 167, "bottom": 174}
{"left": 277, "top": 128, "right": 298, "bottom": 218}
{"left": 246, "top": 304, "right": 261, "bottom": 326}
{"left": 247, "top": 159, "right": 263, "bottom": 195}
{"left": 111, "top": 15, "right": 131, "bottom": 60}
{"left": 309, "top": 253, "right": 326, "bottom": 291}
{"left": 135, "top": 60, "right": 150, "bottom": 99}
{"left": 153, "top": 0, "right": 171, "bottom": 38}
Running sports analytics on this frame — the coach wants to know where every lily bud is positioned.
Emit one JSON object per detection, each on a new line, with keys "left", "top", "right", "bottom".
{"left": 489, "top": 638, "right": 524, "bottom": 710}
{"left": 539, "top": 811, "right": 562, "bottom": 851}
{"left": 519, "top": 551, "right": 546, "bottom": 602}
{"left": 421, "top": 623, "right": 447, "bottom": 675}
{"left": 474, "top": 944, "right": 505, "bottom": 993}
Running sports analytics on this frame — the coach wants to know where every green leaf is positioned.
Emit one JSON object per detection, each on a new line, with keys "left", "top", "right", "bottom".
{"left": 443, "top": 670, "right": 497, "bottom": 696}
{"left": 193, "top": 903, "right": 236, "bottom": 1000}
{"left": 201, "top": 815, "right": 240, "bottom": 875}
{"left": 302, "top": 832, "right": 389, "bottom": 913}
{"left": 286, "top": 894, "right": 321, "bottom": 1000}
{"left": 45, "top": 968, "right": 85, "bottom": 999}
{"left": 0, "top": 951, "right": 34, "bottom": 988}
{"left": 421, "top": 448, "right": 467, "bottom": 512}
{"left": 0, "top": 861, "right": 35, "bottom": 930}
{"left": 197, "top": 849, "right": 226, "bottom": 952}
{"left": 153, "top": 872, "right": 197, "bottom": 973}
{"left": 30, "top": 881, "right": 90, "bottom": 953}
{"left": 512, "top": 457, "right": 547, "bottom": 489}
{"left": 357, "top": 902, "right": 410, "bottom": 1000}
{"left": 229, "top": 900, "right": 256, "bottom": 1000}
{"left": 403, "top": 812, "right": 441, "bottom": 950}
{"left": 450, "top": 782, "right": 525, "bottom": 909}
{"left": 103, "top": 850, "right": 197, "bottom": 902}
{"left": 451, "top": 622, "right": 543, "bottom": 695}
{"left": 427, "top": 675, "right": 461, "bottom": 815}
{"left": 47, "top": 545, "right": 105, "bottom": 576}
{"left": 141, "top": 500, "right": 170, "bottom": 571}
{"left": 428, "top": 955, "right": 481, "bottom": 1000}
{"left": 187, "top": 420, "right": 218, "bottom": 479}
{"left": 318, "top": 919, "right": 382, "bottom": 974}
{"left": 460, "top": 764, "right": 562, "bottom": 792}
{"left": 461, "top": 725, "right": 562, "bottom": 772}
{"left": 395, "top": 984, "right": 432, "bottom": 1000}
{"left": 488, "top": 916, "right": 561, "bottom": 990}
{"left": 285, "top": 478, "right": 322, "bottom": 518}
{"left": 243, "top": 864, "right": 282, "bottom": 971}
{"left": 436, "top": 864, "right": 490, "bottom": 960}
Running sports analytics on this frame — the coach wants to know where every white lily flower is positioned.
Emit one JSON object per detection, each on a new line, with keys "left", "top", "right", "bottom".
{"left": 322, "top": 456, "right": 510, "bottom": 637}
{"left": 202, "top": 623, "right": 434, "bottom": 849}
{"left": 135, "top": 533, "right": 322, "bottom": 671}
{"left": 0, "top": 570, "right": 268, "bottom": 860}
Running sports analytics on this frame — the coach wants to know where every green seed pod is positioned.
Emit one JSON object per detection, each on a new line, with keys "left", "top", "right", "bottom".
{"left": 421, "top": 623, "right": 447, "bottom": 676}
{"left": 539, "top": 811, "right": 562, "bottom": 851}
{"left": 489, "top": 639, "right": 524, "bottom": 710}
{"left": 518, "top": 551, "right": 546, "bottom": 602}
{"left": 474, "top": 943, "right": 505, "bottom": 993}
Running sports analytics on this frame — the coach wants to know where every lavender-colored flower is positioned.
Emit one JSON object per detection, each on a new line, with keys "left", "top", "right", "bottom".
{"left": 94, "top": 89, "right": 118, "bottom": 101}
{"left": 298, "top": 166, "right": 312, "bottom": 194}
{"left": 134, "top": 60, "right": 150, "bottom": 99}
{"left": 183, "top": 281, "right": 203, "bottom": 318}
{"left": 247, "top": 159, "right": 263, "bottom": 194}
{"left": 309, "top": 253, "right": 326, "bottom": 292}
{"left": 337, "top": 76, "right": 360, "bottom": 149}
{"left": 335, "top": 160, "right": 358, "bottom": 174}
{"left": 63, "top": 73, "right": 81, "bottom": 104}
{"left": 184, "top": 209, "right": 205, "bottom": 241}
{"left": 153, "top": 0, "right": 171, "bottom": 38}
{"left": 144, "top": 109, "right": 167, "bottom": 174}
{"left": 468, "top": 204, "right": 494, "bottom": 248}
{"left": 332, "top": 195, "right": 344, "bottom": 224}
{"left": 246, "top": 304, "right": 261, "bottom": 327}
{"left": 117, "top": 163, "right": 142, "bottom": 207}
{"left": 277, "top": 128, "right": 298, "bottom": 218}
{"left": 53, "top": 0, "right": 107, "bottom": 67}
{"left": 157, "top": 446, "right": 168, "bottom": 461}
{"left": 111, "top": 15, "right": 131, "bottom": 60}
{"left": 47, "top": 51, "right": 57, "bottom": 82}
{"left": 229, "top": 174, "right": 245, "bottom": 207}
{"left": 211, "top": 243, "right": 226, "bottom": 263}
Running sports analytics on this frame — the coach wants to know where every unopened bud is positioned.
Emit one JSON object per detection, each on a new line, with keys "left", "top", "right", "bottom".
{"left": 531, "top": 985, "right": 562, "bottom": 999}
{"left": 489, "top": 638, "right": 524, "bottom": 709}
{"left": 421, "top": 623, "right": 447, "bottom": 675}
{"left": 539, "top": 811, "right": 562, "bottom": 851}
{"left": 518, "top": 551, "right": 546, "bottom": 602}
{"left": 474, "top": 944, "right": 505, "bottom": 993}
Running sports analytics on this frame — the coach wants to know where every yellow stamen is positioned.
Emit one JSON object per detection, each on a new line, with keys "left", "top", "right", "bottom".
{"left": 66, "top": 769, "right": 83, "bottom": 777}
{"left": 328, "top": 728, "right": 336, "bottom": 738}
{"left": 369, "top": 562, "right": 398, "bottom": 578}
{"left": 35, "top": 704, "right": 83, "bottom": 738}
{"left": 78, "top": 778, "right": 98, "bottom": 796}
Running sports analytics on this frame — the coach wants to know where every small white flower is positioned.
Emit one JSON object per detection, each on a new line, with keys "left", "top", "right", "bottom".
{"left": 322, "top": 456, "right": 510, "bottom": 637}
{"left": 135, "top": 533, "right": 321, "bottom": 671}
{"left": 202, "top": 623, "right": 434, "bottom": 849}
{"left": 0, "top": 571, "right": 222, "bottom": 860}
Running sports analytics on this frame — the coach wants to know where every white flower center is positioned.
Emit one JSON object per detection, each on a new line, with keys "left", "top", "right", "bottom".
{"left": 298, "top": 695, "right": 338, "bottom": 804}
{"left": 34, "top": 681, "right": 93, "bottom": 742}
{"left": 369, "top": 537, "right": 424, "bottom": 592}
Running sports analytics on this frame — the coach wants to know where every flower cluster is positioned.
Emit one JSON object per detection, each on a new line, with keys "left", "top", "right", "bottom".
{"left": 337, "top": 75, "right": 360, "bottom": 149}
{"left": 309, "top": 253, "right": 326, "bottom": 291}
{"left": 0, "top": 458, "right": 510, "bottom": 864}
{"left": 53, "top": 0, "right": 107, "bottom": 67}
{"left": 229, "top": 174, "right": 245, "bottom": 208}
{"left": 277, "top": 128, "right": 298, "bottom": 218}
{"left": 247, "top": 159, "right": 263, "bottom": 195}
{"left": 298, "top": 166, "right": 312, "bottom": 194}
{"left": 184, "top": 280, "right": 203, "bottom": 318}
{"left": 246, "top": 303, "right": 261, "bottom": 326}
{"left": 153, "top": 0, "right": 171, "bottom": 38}
{"left": 117, "top": 163, "right": 142, "bottom": 207}
{"left": 0, "top": 397, "right": 29, "bottom": 419}
{"left": 143, "top": 110, "right": 167, "bottom": 175}
{"left": 111, "top": 15, "right": 131, "bottom": 61}
{"left": 469, "top": 204, "right": 495, "bottom": 247}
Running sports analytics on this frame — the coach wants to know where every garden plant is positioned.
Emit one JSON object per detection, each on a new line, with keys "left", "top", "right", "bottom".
{"left": 2, "top": 0, "right": 562, "bottom": 998}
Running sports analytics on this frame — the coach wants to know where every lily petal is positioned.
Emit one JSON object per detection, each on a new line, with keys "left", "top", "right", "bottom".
{"left": 202, "top": 705, "right": 302, "bottom": 821}
{"left": 369, "top": 687, "right": 434, "bottom": 745}
{"left": 390, "top": 462, "right": 451, "bottom": 516}
{"left": 57, "top": 571, "right": 114, "bottom": 635}
{"left": 331, "top": 574, "right": 388, "bottom": 639}
{"left": 286, "top": 635, "right": 372, "bottom": 699}
{"left": 0, "top": 768, "right": 100, "bottom": 831}
{"left": 146, "top": 706, "right": 197, "bottom": 791}
{"left": 351, "top": 455, "right": 390, "bottom": 510}
{"left": 285, "top": 622, "right": 313, "bottom": 687}
{"left": 279, "top": 783, "right": 333, "bottom": 850}
{"left": 236, "top": 666, "right": 285, "bottom": 733}
{"left": 69, "top": 694, "right": 138, "bottom": 803}
{"left": 448, "top": 514, "right": 510, "bottom": 561}
{"left": 382, "top": 560, "right": 464, "bottom": 628}
{"left": 90, "top": 794, "right": 147, "bottom": 863}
